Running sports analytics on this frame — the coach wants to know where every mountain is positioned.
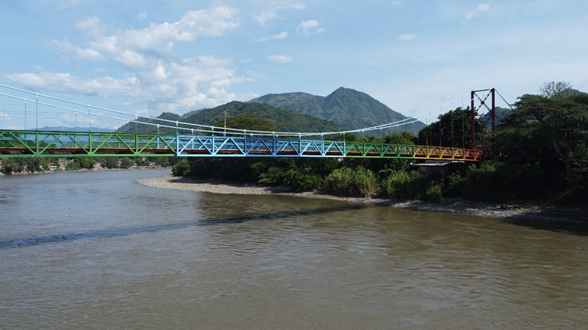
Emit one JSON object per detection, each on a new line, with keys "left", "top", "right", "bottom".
{"left": 250, "top": 87, "right": 425, "bottom": 135}
{"left": 116, "top": 101, "right": 349, "bottom": 135}
{"left": 481, "top": 106, "right": 511, "bottom": 128}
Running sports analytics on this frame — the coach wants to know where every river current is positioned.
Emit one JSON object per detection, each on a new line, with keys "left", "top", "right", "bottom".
{"left": 1, "top": 169, "right": 587, "bottom": 329}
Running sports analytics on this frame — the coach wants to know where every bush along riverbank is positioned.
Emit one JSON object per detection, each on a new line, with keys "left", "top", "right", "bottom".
{"left": 172, "top": 82, "right": 588, "bottom": 206}
{"left": 0, "top": 156, "right": 177, "bottom": 175}
{"left": 172, "top": 156, "right": 586, "bottom": 206}
{"left": 139, "top": 173, "right": 588, "bottom": 225}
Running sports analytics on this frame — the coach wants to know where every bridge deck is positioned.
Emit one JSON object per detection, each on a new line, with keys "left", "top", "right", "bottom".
{"left": 0, "top": 130, "right": 482, "bottom": 160}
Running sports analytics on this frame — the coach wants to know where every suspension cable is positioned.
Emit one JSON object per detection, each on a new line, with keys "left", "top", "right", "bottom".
{"left": 0, "top": 84, "right": 505, "bottom": 138}
{"left": 496, "top": 89, "right": 515, "bottom": 110}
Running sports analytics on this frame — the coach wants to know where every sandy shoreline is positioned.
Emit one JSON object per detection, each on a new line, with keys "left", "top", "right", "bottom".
{"left": 138, "top": 174, "right": 588, "bottom": 225}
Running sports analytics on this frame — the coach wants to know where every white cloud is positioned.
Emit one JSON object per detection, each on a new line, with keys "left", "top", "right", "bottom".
{"left": 252, "top": 1, "right": 306, "bottom": 26}
{"left": 465, "top": 3, "right": 490, "bottom": 20}
{"left": 297, "top": 20, "right": 325, "bottom": 35}
{"left": 267, "top": 55, "right": 293, "bottom": 63}
{"left": 0, "top": 112, "right": 10, "bottom": 120}
{"left": 121, "top": 7, "right": 240, "bottom": 53}
{"left": 49, "top": 40, "right": 104, "bottom": 61}
{"left": 6, "top": 72, "right": 140, "bottom": 98}
{"left": 133, "top": 108, "right": 150, "bottom": 116}
{"left": 56, "top": 7, "right": 240, "bottom": 61}
{"left": 6, "top": 6, "right": 250, "bottom": 113}
{"left": 398, "top": 33, "right": 417, "bottom": 41}
{"left": 252, "top": 10, "right": 281, "bottom": 26}
{"left": 255, "top": 31, "right": 288, "bottom": 42}
{"left": 136, "top": 10, "right": 147, "bottom": 21}
{"left": 75, "top": 16, "right": 104, "bottom": 37}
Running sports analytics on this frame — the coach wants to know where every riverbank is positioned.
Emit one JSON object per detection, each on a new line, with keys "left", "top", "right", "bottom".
{"left": 138, "top": 174, "right": 588, "bottom": 225}
{"left": 0, "top": 166, "right": 171, "bottom": 176}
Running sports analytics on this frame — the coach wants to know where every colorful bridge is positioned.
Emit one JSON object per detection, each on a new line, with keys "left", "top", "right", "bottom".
{"left": 0, "top": 84, "right": 496, "bottom": 161}
{"left": 0, "top": 129, "right": 482, "bottom": 160}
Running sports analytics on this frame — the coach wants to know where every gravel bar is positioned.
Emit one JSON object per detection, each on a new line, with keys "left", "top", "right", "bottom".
{"left": 138, "top": 174, "right": 588, "bottom": 225}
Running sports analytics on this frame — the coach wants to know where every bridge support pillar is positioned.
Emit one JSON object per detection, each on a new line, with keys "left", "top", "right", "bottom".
{"left": 471, "top": 88, "right": 496, "bottom": 149}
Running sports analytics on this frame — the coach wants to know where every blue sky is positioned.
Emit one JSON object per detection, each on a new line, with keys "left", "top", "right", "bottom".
{"left": 1, "top": 0, "right": 587, "bottom": 130}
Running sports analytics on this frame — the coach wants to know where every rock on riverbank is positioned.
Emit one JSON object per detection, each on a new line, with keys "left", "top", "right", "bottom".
{"left": 138, "top": 174, "right": 588, "bottom": 225}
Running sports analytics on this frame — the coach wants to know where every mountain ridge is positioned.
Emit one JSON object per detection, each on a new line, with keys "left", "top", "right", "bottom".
{"left": 250, "top": 87, "right": 425, "bottom": 135}
{"left": 116, "top": 101, "right": 348, "bottom": 134}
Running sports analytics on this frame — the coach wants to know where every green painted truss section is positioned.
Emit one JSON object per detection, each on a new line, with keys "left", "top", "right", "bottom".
{"left": 0, "top": 130, "right": 482, "bottom": 161}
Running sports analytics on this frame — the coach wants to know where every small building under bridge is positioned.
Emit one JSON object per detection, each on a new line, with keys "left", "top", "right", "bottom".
{"left": 410, "top": 160, "right": 467, "bottom": 177}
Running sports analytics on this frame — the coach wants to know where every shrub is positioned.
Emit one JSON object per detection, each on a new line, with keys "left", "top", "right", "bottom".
{"left": 283, "top": 169, "right": 323, "bottom": 191}
{"left": 323, "top": 166, "right": 379, "bottom": 197}
{"left": 103, "top": 157, "right": 119, "bottom": 169}
{"left": 443, "top": 171, "right": 467, "bottom": 197}
{"left": 135, "top": 157, "right": 149, "bottom": 167}
{"left": 119, "top": 158, "right": 134, "bottom": 169}
{"left": 323, "top": 167, "right": 353, "bottom": 195}
{"left": 353, "top": 166, "right": 380, "bottom": 197}
{"left": 172, "top": 159, "right": 191, "bottom": 176}
{"left": 154, "top": 157, "right": 170, "bottom": 167}
{"left": 259, "top": 167, "right": 323, "bottom": 191}
{"left": 65, "top": 161, "right": 81, "bottom": 171}
{"left": 381, "top": 170, "right": 423, "bottom": 199}
{"left": 424, "top": 183, "right": 443, "bottom": 203}
{"left": 258, "top": 166, "right": 285, "bottom": 184}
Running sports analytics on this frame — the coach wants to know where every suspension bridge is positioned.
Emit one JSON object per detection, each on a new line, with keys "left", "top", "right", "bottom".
{"left": 0, "top": 85, "right": 500, "bottom": 161}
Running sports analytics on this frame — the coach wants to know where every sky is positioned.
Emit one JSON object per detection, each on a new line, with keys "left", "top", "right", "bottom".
{"left": 1, "top": 0, "right": 587, "bottom": 130}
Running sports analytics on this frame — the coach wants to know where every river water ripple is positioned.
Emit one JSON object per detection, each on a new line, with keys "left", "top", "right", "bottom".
{"left": 1, "top": 170, "right": 587, "bottom": 329}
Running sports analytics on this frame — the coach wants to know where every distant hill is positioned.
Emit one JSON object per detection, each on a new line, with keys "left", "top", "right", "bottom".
{"left": 481, "top": 106, "right": 511, "bottom": 128}
{"left": 116, "top": 101, "right": 349, "bottom": 134}
{"left": 250, "top": 87, "right": 425, "bottom": 135}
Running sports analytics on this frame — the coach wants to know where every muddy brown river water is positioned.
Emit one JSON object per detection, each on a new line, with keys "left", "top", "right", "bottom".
{"left": 1, "top": 169, "right": 587, "bottom": 329}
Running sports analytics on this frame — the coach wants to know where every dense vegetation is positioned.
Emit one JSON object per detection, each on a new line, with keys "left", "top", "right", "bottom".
{"left": 250, "top": 87, "right": 425, "bottom": 135}
{"left": 116, "top": 101, "right": 348, "bottom": 135}
{"left": 173, "top": 82, "right": 588, "bottom": 204}
{"left": 0, "top": 156, "right": 174, "bottom": 174}
{"left": 4, "top": 82, "right": 586, "bottom": 205}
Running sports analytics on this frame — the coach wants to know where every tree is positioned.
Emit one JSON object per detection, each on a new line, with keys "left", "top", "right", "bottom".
{"left": 104, "top": 157, "right": 119, "bottom": 169}
{"left": 172, "top": 159, "right": 191, "bottom": 176}
{"left": 384, "top": 131, "right": 416, "bottom": 145}
{"left": 417, "top": 107, "right": 483, "bottom": 149}
{"left": 1, "top": 159, "right": 24, "bottom": 174}
{"left": 211, "top": 114, "right": 279, "bottom": 133}
{"left": 134, "top": 157, "right": 149, "bottom": 167}
{"left": 67, "top": 157, "right": 94, "bottom": 170}
{"left": 540, "top": 81, "right": 578, "bottom": 99}
{"left": 154, "top": 157, "right": 170, "bottom": 167}
{"left": 119, "top": 158, "right": 134, "bottom": 169}
{"left": 495, "top": 91, "right": 588, "bottom": 188}
{"left": 65, "top": 161, "right": 81, "bottom": 171}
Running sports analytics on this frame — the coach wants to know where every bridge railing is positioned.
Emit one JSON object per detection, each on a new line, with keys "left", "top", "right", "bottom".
{"left": 0, "top": 129, "right": 482, "bottom": 161}
{"left": 175, "top": 135, "right": 481, "bottom": 160}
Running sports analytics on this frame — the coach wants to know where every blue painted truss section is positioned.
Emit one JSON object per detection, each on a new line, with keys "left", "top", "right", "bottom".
{"left": 175, "top": 135, "right": 482, "bottom": 161}
{"left": 176, "top": 136, "right": 347, "bottom": 157}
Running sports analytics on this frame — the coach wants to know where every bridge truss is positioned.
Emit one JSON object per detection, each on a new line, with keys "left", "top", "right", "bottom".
{"left": 0, "top": 129, "right": 482, "bottom": 161}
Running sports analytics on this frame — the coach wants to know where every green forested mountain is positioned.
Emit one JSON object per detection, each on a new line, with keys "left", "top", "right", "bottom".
{"left": 116, "top": 101, "right": 348, "bottom": 134}
{"left": 481, "top": 106, "right": 511, "bottom": 126}
{"left": 250, "top": 87, "right": 425, "bottom": 135}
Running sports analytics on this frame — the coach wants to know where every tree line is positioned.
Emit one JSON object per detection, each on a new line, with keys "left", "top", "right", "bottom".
{"left": 173, "top": 82, "right": 588, "bottom": 204}
{"left": 3, "top": 82, "right": 586, "bottom": 204}
{"left": 0, "top": 156, "right": 174, "bottom": 174}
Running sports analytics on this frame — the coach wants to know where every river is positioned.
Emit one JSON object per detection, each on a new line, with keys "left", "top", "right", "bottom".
{"left": 1, "top": 169, "right": 587, "bottom": 329}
